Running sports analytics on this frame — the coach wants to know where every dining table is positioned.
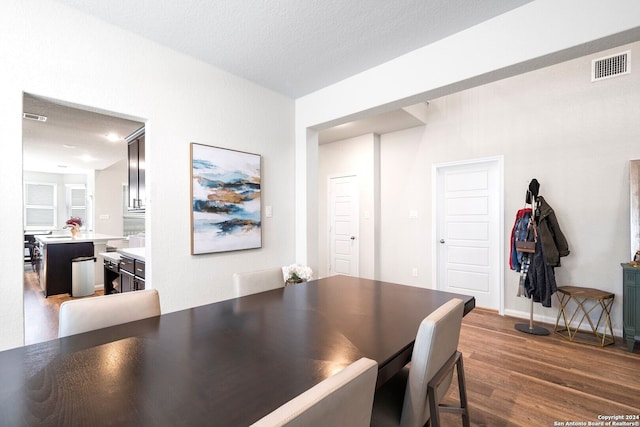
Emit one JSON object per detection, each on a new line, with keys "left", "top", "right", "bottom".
{"left": 0, "top": 275, "right": 474, "bottom": 426}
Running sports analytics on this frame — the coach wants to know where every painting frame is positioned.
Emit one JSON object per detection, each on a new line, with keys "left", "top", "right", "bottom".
{"left": 190, "top": 143, "right": 262, "bottom": 255}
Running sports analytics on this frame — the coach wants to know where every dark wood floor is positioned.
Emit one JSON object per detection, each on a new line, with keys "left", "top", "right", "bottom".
{"left": 23, "top": 266, "right": 103, "bottom": 345}
{"left": 23, "top": 267, "right": 640, "bottom": 425}
{"left": 440, "top": 308, "right": 640, "bottom": 427}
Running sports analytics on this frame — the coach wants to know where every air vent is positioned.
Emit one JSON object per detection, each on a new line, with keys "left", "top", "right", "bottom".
{"left": 592, "top": 51, "right": 630, "bottom": 82}
{"left": 22, "top": 112, "right": 47, "bottom": 122}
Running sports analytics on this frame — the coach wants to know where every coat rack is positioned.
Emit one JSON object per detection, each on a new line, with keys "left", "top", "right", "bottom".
{"left": 515, "top": 300, "right": 550, "bottom": 335}
{"left": 514, "top": 178, "right": 550, "bottom": 336}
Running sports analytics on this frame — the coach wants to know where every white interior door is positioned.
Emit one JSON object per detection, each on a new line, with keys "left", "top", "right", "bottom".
{"left": 329, "top": 175, "right": 359, "bottom": 277}
{"left": 434, "top": 158, "right": 503, "bottom": 311}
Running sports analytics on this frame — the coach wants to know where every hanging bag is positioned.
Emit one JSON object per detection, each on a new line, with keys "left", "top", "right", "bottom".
{"left": 515, "top": 219, "right": 536, "bottom": 253}
{"left": 515, "top": 190, "right": 537, "bottom": 253}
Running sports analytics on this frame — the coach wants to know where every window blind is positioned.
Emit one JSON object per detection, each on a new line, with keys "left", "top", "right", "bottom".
{"left": 24, "top": 183, "right": 56, "bottom": 229}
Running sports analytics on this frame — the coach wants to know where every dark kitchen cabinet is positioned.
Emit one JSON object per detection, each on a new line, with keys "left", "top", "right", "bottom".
{"left": 127, "top": 127, "right": 145, "bottom": 212}
{"left": 120, "top": 268, "right": 135, "bottom": 293}
{"left": 38, "top": 241, "right": 94, "bottom": 297}
{"left": 622, "top": 263, "right": 640, "bottom": 352}
{"left": 119, "top": 256, "right": 145, "bottom": 292}
{"left": 103, "top": 256, "right": 120, "bottom": 294}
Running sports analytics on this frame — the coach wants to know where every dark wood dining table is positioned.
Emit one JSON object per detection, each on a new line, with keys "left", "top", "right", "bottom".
{"left": 0, "top": 275, "right": 474, "bottom": 426}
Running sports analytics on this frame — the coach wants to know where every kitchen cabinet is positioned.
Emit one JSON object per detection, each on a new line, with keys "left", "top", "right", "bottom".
{"left": 119, "top": 256, "right": 145, "bottom": 292}
{"left": 621, "top": 263, "right": 640, "bottom": 352}
{"left": 127, "top": 127, "right": 145, "bottom": 212}
{"left": 37, "top": 240, "right": 94, "bottom": 297}
{"left": 103, "top": 254, "right": 120, "bottom": 294}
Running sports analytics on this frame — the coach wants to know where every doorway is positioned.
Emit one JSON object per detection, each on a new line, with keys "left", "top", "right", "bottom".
{"left": 433, "top": 156, "right": 504, "bottom": 312}
{"left": 22, "top": 93, "right": 144, "bottom": 344}
{"left": 328, "top": 175, "right": 359, "bottom": 277}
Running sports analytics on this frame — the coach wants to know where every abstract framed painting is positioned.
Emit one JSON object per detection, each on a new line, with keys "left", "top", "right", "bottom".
{"left": 190, "top": 143, "right": 262, "bottom": 254}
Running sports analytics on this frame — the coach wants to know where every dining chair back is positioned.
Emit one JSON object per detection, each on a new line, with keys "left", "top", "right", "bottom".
{"left": 371, "top": 298, "right": 468, "bottom": 427}
{"left": 251, "top": 357, "right": 378, "bottom": 427}
{"left": 58, "top": 289, "right": 160, "bottom": 337}
{"left": 232, "top": 267, "right": 285, "bottom": 297}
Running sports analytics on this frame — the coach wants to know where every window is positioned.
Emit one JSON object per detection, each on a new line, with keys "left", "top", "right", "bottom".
{"left": 66, "top": 184, "right": 87, "bottom": 229}
{"left": 24, "top": 182, "right": 57, "bottom": 230}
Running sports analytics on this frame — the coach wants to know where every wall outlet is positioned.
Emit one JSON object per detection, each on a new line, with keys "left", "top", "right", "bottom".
{"left": 99, "top": 214, "right": 110, "bottom": 220}
{"left": 412, "top": 268, "right": 418, "bottom": 277}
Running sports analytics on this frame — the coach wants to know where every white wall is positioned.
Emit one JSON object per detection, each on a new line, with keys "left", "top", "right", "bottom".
{"left": 317, "top": 134, "right": 379, "bottom": 279}
{"left": 94, "top": 159, "right": 127, "bottom": 237}
{"left": 295, "top": 0, "right": 640, "bottom": 271}
{"left": 329, "top": 41, "right": 640, "bottom": 332}
{"left": 0, "top": 0, "right": 295, "bottom": 350}
{"left": 378, "top": 126, "right": 430, "bottom": 286}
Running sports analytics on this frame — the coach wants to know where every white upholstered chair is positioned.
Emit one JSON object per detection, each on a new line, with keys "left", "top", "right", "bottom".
{"left": 251, "top": 357, "right": 378, "bottom": 427}
{"left": 58, "top": 289, "right": 161, "bottom": 338}
{"left": 371, "top": 298, "right": 469, "bottom": 427}
{"left": 232, "top": 267, "right": 285, "bottom": 297}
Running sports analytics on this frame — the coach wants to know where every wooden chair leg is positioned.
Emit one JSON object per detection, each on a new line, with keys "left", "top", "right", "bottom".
{"left": 427, "top": 351, "right": 470, "bottom": 427}
{"left": 428, "top": 380, "right": 441, "bottom": 427}
{"left": 455, "top": 353, "right": 470, "bottom": 427}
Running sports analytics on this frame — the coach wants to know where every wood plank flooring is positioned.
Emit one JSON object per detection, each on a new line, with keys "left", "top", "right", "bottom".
{"left": 23, "top": 267, "right": 640, "bottom": 425}
{"left": 439, "top": 308, "right": 640, "bottom": 427}
{"left": 23, "top": 266, "right": 103, "bottom": 345}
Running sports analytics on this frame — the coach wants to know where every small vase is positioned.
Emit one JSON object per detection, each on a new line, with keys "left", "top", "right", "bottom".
{"left": 285, "top": 278, "right": 304, "bottom": 286}
{"left": 70, "top": 227, "right": 78, "bottom": 237}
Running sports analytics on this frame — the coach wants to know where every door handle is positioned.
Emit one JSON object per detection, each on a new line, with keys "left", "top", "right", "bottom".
{"left": 350, "top": 236, "right": 356, "bottom": 240}
{"left": 440, "top": 239, "right": 445, "bottom": 244}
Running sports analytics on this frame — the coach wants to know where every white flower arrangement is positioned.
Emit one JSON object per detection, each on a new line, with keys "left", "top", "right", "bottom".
{"left": 282, "top": 264, "right": 313, "bottom": 283}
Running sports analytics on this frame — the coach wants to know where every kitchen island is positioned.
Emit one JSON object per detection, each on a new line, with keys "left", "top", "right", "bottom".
{"left": 35, "top": 233, "right": 125, "bottom": 297}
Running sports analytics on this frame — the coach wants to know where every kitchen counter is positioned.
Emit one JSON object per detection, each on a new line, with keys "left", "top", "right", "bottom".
{"left": 117, "top": 247, "right": 145, "bottom": 262}
{"left": 100, "top": 252, "right": 122, "bottom": 263}
{"left": 35, "top": 233, "right": 125, "bottom": 245}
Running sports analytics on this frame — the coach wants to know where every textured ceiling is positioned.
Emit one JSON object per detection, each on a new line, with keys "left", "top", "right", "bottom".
{"left": 26, "top": 1, "right": 536, "bottom": 172}
{"left": 53, "top": 0, "right": 533, "bottom": 98}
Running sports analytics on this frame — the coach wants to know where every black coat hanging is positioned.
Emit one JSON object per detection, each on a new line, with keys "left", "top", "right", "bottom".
{"left": 515, "top": 178, "right": 550, "bottom": 336}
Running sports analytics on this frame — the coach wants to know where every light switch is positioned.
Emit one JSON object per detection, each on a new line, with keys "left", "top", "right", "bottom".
{"left": 409, "top": 210, "right": 418, "bottom": 219}
{"left": 99, "top": 214, "right": 110, "bottom": 220}
{"left": 265, "top": 205, "right": 273, "bottom": 218}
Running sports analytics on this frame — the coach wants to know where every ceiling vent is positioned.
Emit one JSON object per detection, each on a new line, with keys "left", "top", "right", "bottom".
{"left": 592, "top": 51, "right": 630, "bottom": 82}
{"left": 23, "top": 112, "right": 47, "bottom": 122}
